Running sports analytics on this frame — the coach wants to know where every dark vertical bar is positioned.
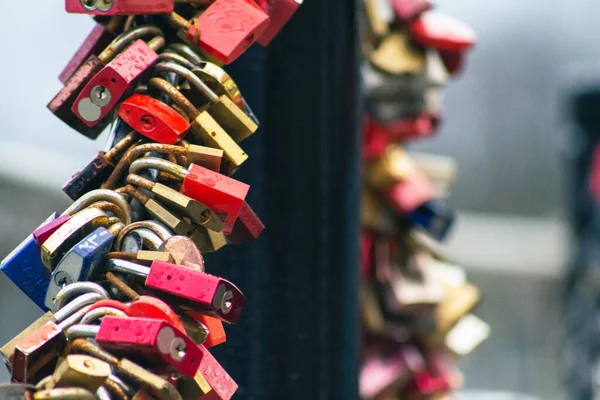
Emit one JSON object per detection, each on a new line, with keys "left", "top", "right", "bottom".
{"left": 207, "top": 0, "right": 361, "bottom": 399}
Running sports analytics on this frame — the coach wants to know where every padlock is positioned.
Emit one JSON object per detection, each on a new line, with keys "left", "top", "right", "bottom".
{"left": 409, "top": 152, "right": 457, "bottom": 198}
{"left": 442, "top": 314, "right": 490, "bottom": 356}
{"left": 429, "top": 283, "right": 481, "bottom": 336}
{"left": 409, "top": 11, "right": 477, "bottom": 52}
{"left": 0, "top": 384, "right": 37, "bottom": 400}
{"left": 128, "top": 142, "right": 224, "bottom": 171}
{"left": 62, "top": 131, "right": 137, "bottom": 201}
{"left": 124, "top": 178, "right": 224, "bottom": 233}
{"left": 48, "top": 26, "right": 164, "bottom": 139}
{"left": 106, "top": 250, "right": 175, "bottom": 265}
{"left": 33, "top": 388, "right": 95, "bottom": 400}
{"left": 1, "top": 313, "right": 56, "bottom": 373}
{"left": 0, "top": 214, "right": 63, "bottom": 310}
{"left": 44, "top": 224, "right": 120, "bottom": 310}
{"left": 68, "top": 339, "right": 182, "bottom": 400}
{"left": 158, "top": 235, "right": 205, "bottom": 271}
{"left": 163, "top": 4, "right": 270, "bottom": 64}
{"left": 187, "top": 313, "right": 226, "bottom": 348}
{"left": 255, "top": 0, "right": 302, "bottom": 46}
{"left": 406, "top": 351, "right": 463, "bottom": 398}
{"left": 193, "top": 344, "right": 238, "bottom": 399}
{"left": 66, "top": 0, "right": 174, "bottom": 15}
{"left": 106, "top": 259, "right": 245, "bottom": 323}
{"left": 360, "top": 345, "right": 414, "bottom": 400}
{"left": 118, "top": 94, "right": 190, "bottom": 144}
{"left": 152, "top": 64, "right": 258, "bottom": 143}
{"left": 403, "top": 199, "right": 455, "bottom": 241}
{"left": 390, "top": 0, "right": 431, "bottom": 21}
{"left": 383, "top": 171, "right": 436, "bottom": 215}
{"left": 147, "top": 78, "right": 247, "bottom": 175}
{"left": 47, "top": 355, "right": 111, "bottom": 393}
{"left": 121, "top": 184, "right": 203, "bottom": 238}
{"left": 39, "top": 209, "right": 103, "bottom": 292}
{"left": 129, "top": 158, "right": 249, "bottom": 234}
{"left": 96, "top": 316, "right": 202, "bottom": 377}
{"left": 71, "top": 35, "right": 165, "bottom": 129}
{"left": 58, "top": 24, "right": 116, "bottom": 84}
{"left": 11, "top": 293, "right": 104, "bottom": 383}
{"left": 227, "top": 201, "right": 265, "bottom": 244}
{"left": 369, "top": 32, "right": 426, "bottom": 76}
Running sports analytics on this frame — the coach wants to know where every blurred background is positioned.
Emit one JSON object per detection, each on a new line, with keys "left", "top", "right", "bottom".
{"left": 0, "top": 0, "right": 598, "bottom": 398}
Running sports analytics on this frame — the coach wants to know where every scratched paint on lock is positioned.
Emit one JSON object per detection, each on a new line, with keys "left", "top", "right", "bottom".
{"left": 65, "top": 0, "right": 173, "bottom": 15}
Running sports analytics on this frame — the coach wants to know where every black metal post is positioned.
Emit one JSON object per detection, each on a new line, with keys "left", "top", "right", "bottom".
{"left": 206, "top": 0, "right": 362, "bottom": 399}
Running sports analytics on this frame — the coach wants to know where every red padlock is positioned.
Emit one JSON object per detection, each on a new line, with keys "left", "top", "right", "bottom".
{"left": 65, "top": 0, "right": 174, "bottom": 15}
{"left": 227, "top": 202, "right": 265, "bottom": 244}
{"left": 72, "top": 38, "right": 163, "bottom": 128}
{"left": 256, "top": 0, "right": 303, "bottom": 46}
{"left": 59, "top": 24, "right": 115, "bottom": 84}
{"left": 106, "top": 259, "right": 245, "bottom": 324}
{"left": 409, "top": 12, "right": 476, "bottom": 52}
{"left": 196, "top": 345, "right": 238, "bottom": 399}
{"left": 96, "top": 316, "right": 202, "bottom": 378}
{"left": 129, "top": 158, "right": 250, "bottom": 234}
{"left": 118, "top": 94, "right": 190, "bottom": 144}
{"left": 360, "top": 346, "right": 413, "bottom": 400}
{"left": 390, "top": 0, "right": 431, "bottom": 21}
{"left": 145, "top": 261, "right": 245, "bottom": 324}
{"left": 166, "top": 1, "right": 270, "bottom": 64}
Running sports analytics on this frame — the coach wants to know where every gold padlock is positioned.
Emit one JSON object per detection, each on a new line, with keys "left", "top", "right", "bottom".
{"left": 369, "top": 32, "right": 426, "bottom": 76}
{"left": 49, "top": 355, "right": 111, "bottom": 393}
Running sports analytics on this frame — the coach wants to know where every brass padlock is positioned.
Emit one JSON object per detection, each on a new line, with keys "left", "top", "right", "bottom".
{"left": 369, "top": 32, "right": 426, "bottom": 76}
{"left": 48, "top": 355, "right": 111, "bottom": 393}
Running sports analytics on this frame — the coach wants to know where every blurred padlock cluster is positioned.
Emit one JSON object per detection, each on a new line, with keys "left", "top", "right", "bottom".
{"left": 359, "top": 1, "right": 489, "bottom": 399}
{"left": 0, "top": 1, "right": 301, "bottom": 399}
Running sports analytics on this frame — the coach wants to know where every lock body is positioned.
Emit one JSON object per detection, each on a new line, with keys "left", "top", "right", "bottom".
{"left": 118, "top": 94, "right": 190, "bottom": 144}
{"left": 181, "top": 164, "right": 250, "bottom": 234}
{"left": 12, "top": 322, "right": 66, "bottom": 383}
{"left": 145, "top": 260, "right": 245, "bottom": 323}
{"left": 227, "top": 202, "right": 264, "bottom": 244}
{"left": 48, "top": 55, "right": 106, "bottom": 139}
{"left": 72, "top": 40, "right": 159, "bottom": 128}
{"left": 96, "top": 316, "right": 202, "bottom": 377}
{"left": 1, "top": 214, "right": 63, "bottom": 310}
{"left": 66, "top": 0, "right": 174, "bottom": 15}
{"left": 188, "top": 0, "right": 270, "bottom": 64}
{"left": 45, "top": 227, "right": 115, "bottom": 309}
{"left": 190, "top": 112, "right": 248, "bottom": 176}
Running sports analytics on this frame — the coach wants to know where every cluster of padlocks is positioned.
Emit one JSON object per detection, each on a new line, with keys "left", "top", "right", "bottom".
{"left": 0, "top": 1, "right": 301, "bottom": 399}
{"left": 359, "top": 1, "right": 490, "bottom": 398}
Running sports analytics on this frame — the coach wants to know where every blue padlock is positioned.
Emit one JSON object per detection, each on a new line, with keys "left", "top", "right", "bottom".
{"left": 405, "top": 199, "right": 456, "bottom": 241}
{"left": 45, "top": 227, "right": 115, "bottom": 309}
{"left": 0, "top": 214, "right": 57, "bottom": 311}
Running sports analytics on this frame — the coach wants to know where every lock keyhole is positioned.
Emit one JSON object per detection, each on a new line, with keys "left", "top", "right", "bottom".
{"left": 90, "top": 85, "right": 112, "bottom": 107}
{"left": 140, "top": 114, "right": 156, "bottom": 132}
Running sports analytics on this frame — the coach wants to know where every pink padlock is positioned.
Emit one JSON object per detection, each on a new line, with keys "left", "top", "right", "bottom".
{"left": 257, "top": 0, "right": 303, "bottom": 46}
{"left": 72, "top": 39, "right": 161, "bottom": 127}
